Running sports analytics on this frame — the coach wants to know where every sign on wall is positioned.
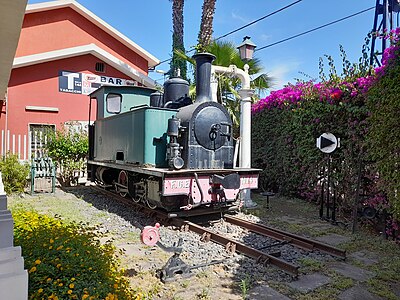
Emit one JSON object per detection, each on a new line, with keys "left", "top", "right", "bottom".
{"left": 58, "top": 70, "right": 136, "bottom": 95}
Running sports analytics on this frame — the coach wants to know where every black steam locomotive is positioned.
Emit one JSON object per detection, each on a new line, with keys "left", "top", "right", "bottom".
{"left": 87, "top": 53, "right": 259, "bottom": 217}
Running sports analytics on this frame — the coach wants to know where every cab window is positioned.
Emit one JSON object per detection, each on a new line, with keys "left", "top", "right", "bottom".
{"left": 106, "top": 93, "right": 122, "bottom": 114}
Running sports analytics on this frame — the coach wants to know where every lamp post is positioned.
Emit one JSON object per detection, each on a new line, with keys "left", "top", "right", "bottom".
{"left": 237, "top": 36, "right": 257, "bottom": 208}
{"left": 211, "top": 36, "right": 257, "bottom": 208}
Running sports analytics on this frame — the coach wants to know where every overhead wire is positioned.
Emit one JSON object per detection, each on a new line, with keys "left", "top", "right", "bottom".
{"left": 255, "top": 6, "right": 375, "bottom": 52}
{"left": 214, "top": 0, "right": 303, "bottom": 41}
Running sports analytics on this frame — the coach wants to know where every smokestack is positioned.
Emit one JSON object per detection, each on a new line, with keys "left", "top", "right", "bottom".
{"left": 193, "top": 52, "right": 216, "bottom": 103}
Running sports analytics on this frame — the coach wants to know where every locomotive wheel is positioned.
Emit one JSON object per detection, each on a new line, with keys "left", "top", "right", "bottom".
{"left": 116, "top": 170, "right": 128, "bottom": 197}
{"left": 146, "top": 198, "right": 158, "bottom": 210}
{"left": 132, "top": 180, "right": 144, "bottom": 203}
{"left": 132, "top": 194, "right": 142, "bottom": 203}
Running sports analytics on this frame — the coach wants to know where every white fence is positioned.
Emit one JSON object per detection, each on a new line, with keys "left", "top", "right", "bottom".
{"left": 0, "top": 130, "right": 48, "bottom": 162}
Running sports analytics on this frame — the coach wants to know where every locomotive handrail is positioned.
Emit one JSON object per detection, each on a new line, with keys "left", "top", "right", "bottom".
{"left": 129, "top": 104, "right": 149, "bottom": 111}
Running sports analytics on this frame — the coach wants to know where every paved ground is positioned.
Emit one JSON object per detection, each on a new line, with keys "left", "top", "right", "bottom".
{"left": 245, "top": 193, "right": 400, "bottom": 300}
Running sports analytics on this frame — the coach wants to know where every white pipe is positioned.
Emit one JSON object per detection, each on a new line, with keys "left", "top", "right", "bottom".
{"left": 211, "top": 64, "right": 253, "bottom": 168}
{"left": 212, "top": 64, "right": 256, "bottom": 207}
{"left": 212, "top": 65, "right": 251, "bottom": 89}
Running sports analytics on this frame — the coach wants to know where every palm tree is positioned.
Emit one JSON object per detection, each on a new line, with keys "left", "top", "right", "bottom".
{"left": 175, "top": 40, "right": 271, "bottom": 130}
{"left": 170, "top": 0, "right": 187, "bottom": 79}
{"left": 198, "top": 0, "right": 217, "bottom": 49}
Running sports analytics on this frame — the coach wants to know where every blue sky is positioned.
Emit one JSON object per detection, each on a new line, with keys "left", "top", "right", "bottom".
{"left": 28, "top": 0, "right": 377, "bottom": 91}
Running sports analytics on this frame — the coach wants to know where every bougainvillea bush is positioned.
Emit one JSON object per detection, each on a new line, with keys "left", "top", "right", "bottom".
{"left": 13, "top": 209, "right": 140, "bottom": 299}
{"left": 252, "top": 31, "right": 400, "bottom": 238}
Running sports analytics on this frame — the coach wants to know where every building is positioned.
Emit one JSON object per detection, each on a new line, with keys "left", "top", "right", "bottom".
{"left": 1, "top": 0, "right": 159, "bottom": 160}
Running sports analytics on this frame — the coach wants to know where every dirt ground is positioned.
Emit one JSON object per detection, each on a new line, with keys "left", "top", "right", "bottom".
{"left": 8, "top": 188, "right": 400, "bottom": 300}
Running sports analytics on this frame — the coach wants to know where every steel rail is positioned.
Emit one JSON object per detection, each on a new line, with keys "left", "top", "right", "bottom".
{"left": 169, "top": 218, "right": 299, "bottom": 276}
{"left": 90, "top": 186, "right": 299, "bottom": 275}
{"left": 224, "top": 215, "right": 346, "bottom": 258}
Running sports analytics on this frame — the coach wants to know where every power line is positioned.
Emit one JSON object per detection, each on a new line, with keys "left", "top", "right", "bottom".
{"left": 155, "top": 0, "right": 303, "bottom": 66}
{"left": 214, "top": 0, "right": 303, "bottom": 41}
{"left": 255, "top": 6, "right": 375, "bottom": 52}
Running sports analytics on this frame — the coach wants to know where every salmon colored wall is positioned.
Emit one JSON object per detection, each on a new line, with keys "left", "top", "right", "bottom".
{"left": 4, "top": 54, "right": 132, "bottom": 137}
{"left": 16, "top": 7, "right": 148, "bottom": 74}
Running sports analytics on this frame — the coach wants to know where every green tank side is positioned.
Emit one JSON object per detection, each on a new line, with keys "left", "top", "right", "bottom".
{"left": 144, "top": 109, "right": 177, "bottom": 167}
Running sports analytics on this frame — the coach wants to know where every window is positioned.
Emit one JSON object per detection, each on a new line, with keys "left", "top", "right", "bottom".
{"left": 95, "top": 62, "right": 105, "bottom": 73}
{"left": 30, "top": 124, "right": 55, "bottom": 159}
{"left": 106, "top": 93, "right": 122, "bottom": 114}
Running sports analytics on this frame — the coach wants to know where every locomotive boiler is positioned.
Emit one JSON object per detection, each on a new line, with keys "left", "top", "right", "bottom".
{"left": 87, "top": 52, "right": 259, "bottom": 217}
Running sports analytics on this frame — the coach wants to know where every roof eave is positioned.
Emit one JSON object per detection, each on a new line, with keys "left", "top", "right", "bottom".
{"left": 25, "top": 0, "right": 160, "bottom": 68}
{"left": 12, "top": 44, "right": 156, "bottom": 88}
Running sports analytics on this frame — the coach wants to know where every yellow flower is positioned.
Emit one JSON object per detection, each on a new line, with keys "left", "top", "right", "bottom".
{"left": 47, "top": 278, "right": 52, "bottom": 282}
{"left": 82, "top": 295, "right": 89, "bottom": 300}
{"left": 71, "top": 278, "right": 75, "bottom": 281}
{"left": 69, "top": 283, "right": 74, "bottom": 289}
{"left": 135, "top": 293, "right": 142, "bottom": 300}
{"left": 56, "top": 264, "right": 61, "bottom": 268}
{"left": 35, "top": 259, "right": 41, "bottom": 265}
{"left": 105, "top": 293, "right": 117, "bottom": 300}
{"left": 50, "top": 238, "right": 54, "bottom": 243}
{"left": 67, "top": 290, "right": 73, "bottom": 295}
{"left": 28, "top": 266, "right": 37, "bottom": 273}
{"left": 49, "top": 246, "right": 53, "bottom": 250}
{"left": 58, "top": 283, "right": 63, "bottom": 287}
{"left": 38, "top": 288, "right": 43, "bottom": 293}
{"left": 56, "top": 245, "right": 63, "bottom": 250}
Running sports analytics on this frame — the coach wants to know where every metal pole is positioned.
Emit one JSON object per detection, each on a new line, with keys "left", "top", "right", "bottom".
{"left": 383, "top": 0, "right": 389, "bottom": 53}
{"left": 326, "top": 155, "right": 331, "bottom": 219}
{"left": 370, "top": 0, "right": 381, "bottom": 66}
{"left": 320, "top": 181, "right": 325, "bottom": 219}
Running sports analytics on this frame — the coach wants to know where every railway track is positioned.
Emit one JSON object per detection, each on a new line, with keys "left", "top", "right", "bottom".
{"left": 90, "top": 185, "right": 346, "bottom": 277}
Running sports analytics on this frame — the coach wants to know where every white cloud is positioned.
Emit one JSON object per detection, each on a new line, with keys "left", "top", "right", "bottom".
{"left": 259, "top": 34, "right": 272, "bottom": 42}
{"left": 267, "top": 60, "right": 303, "bottom": 90}
{"left": 231, "top": 12, "right": 249, "bottom": 24}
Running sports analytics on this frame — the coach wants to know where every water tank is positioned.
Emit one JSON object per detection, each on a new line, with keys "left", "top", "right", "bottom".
{"left": 150, "top": 91, "right": 164, "bottom": 107}
{"left": 163, "top": 77, "right": 189, "bottom": 105}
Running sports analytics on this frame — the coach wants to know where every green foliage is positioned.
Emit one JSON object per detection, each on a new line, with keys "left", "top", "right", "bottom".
{"left": 252, "top": 48, "right": 371, "bottom": 213}
{"left": 12, "top": 209, "right": 138, "bottom": 299}
{"left": 253, "top": 87, "right": 369, "bottom": 210}
{"left": 239, "top": 275, "right": 252, "bottom": 299}
{"left": 0, "top": 153, "right": 29, "bottom": 194}
{"left": 176, "top": 40, "right": 271, "bottom": 134}
{"left": 366, "top": 54, "right": 400, "bottom": 218}
{"left": 45, "top": 127, "right": 88, "bottom": 186}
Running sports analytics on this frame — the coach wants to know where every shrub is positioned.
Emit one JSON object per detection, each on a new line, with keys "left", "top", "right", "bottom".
{"left": 13, "top": 209, "right": 137, "bottom": 299}
{"left": 0, "top": 153, "right": 29, "bottom": 194}
{"left": 251, "top": 33, "right": 400, "bottom": 239}
{"left": 366, "top": 42, "right": 400, "bottom": 219}
{"left": 45, "top": 127, "right": 88, "bottom": 186}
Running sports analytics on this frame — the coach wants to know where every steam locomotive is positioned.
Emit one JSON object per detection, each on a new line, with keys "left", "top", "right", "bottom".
{"left": 87, "top": 53, "right": 259, "bottom": 217}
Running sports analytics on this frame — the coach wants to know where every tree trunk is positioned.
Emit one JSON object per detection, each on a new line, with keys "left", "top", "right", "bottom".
{"left": 198, "top": 0, "right": 217, "bottom": 49}
{"left": 171, "top": 0, "right": 187, "bottom": 79}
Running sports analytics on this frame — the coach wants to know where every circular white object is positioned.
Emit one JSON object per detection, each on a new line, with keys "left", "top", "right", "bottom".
{"left": 317, "top": 132, "right": 338, "bottom": 153}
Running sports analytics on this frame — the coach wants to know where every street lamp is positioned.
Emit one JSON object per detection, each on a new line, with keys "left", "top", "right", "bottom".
{"left": 237, "top": 36, "right": 257, "bottom": 61}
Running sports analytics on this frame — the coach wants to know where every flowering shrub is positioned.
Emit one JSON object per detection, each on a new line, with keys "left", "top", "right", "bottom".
{"left": 252, "top": 78, "right": 369, "bottom": 207}
{"left": 13, "top": 209, "right": 140, "bottom": 299}
{"left": 366, "top": 32, "right": 400, "bottom": 221}
{"left": 252, "top": 31, "right": 400, "bottom": 239}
